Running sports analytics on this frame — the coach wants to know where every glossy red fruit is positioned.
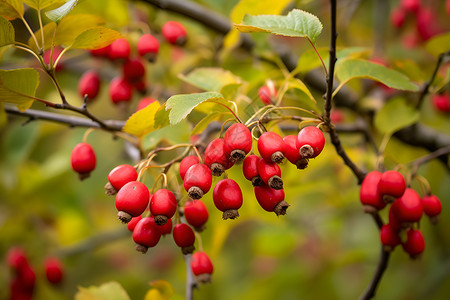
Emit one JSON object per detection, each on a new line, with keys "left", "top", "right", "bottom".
{"left": 44, "top": 257, "right": 64, "bottom": 285}
{"left": 16, "top": 264, "right": 36, "bottom": 292}
{"left": 254, "top": 184, "right": 289, "bottom": 216}
{"left": 109, "top": 38, "right": 130, "bottom": 60}
{"left": 179, "top": 156, "right": 200, "bottom": 180}
{"left": 257, "top": 132, "right": 285, "bottom": 164}
{"left": 258, "top": 84, "right": 277, "bottom": 105}
{"left": 380, "top": 224, "right": 401, "bottom": 252}
{"left": 431, "top": 94, "right": 450, "bottom": 113}
{"left": 224, "top": 123, "right": 253, "bottom": 162}
{"left": 134, "top": 79, "right": 147, "bottom": 94}
{"left": 393, "top": 188, "right": 423, "bottom": 226}
{"left": 184, "top": 200, "right": 209, "bottom": 231}
{"left": 138, "top": 34, "right": 159, "bottom": 62}
{"left": 132, "top": 217, "right": 162, "bottom": 253}
{"left": 78, "top": 70, "right": 101, "bottom": 100}
{"left": 173, "top": 223, "right": 196, "bottom": 254}
{"left": 7, "top": 247, "right": 28, "bottom": 271}
{"left": 360, "top": 171, "right": 386, "bottom": 213}
{"left": 283, "top": 135, "right": 308, "bottom": 169}
{"left": 213, "top": 179, "right": 243, "bottom": 220}
{"left": 257, "top": 158, "right": 283, "bottom": 190}
{"left": 296, "top": 126, "right": 325, "bottom": 159}
{"left": 402, "top": 229, "right": 425, "bottom": 259}
{"left": 191, "top": 251, "right": 213, "bottom": 283}
{"left": 10, "top": 277, "right": 34, "bottom": 299}
{"left": 127, "top": 215, "right": 142, "bottom": 232}
{"left": 156, "top": 216, "right": 173, "bottom": 236}
{"left": 136, "top": 97, "right": 156, "bottom": 111}
{"left": 242, "top": 155, "right": 263, "bottom": 186}
{"left": 43, "top": 47, "right": 63, "bottom": 71}
{"left": 109, "top": 77, "right": 133, "bottom": 104}
{"left": 422, "top": 194, "right": 442, "bottom": 223}
{"left": 378, "top": 170, "right": 406, "bottom": 203}
{"left": 401, "top": 0, "right": 421, "bottom": 13}
{"left": 90, "top": 45, "right": 110, "bottom": 57}
{"left": 183, "top": 164, "right": 212, "bottom": 199}
{"left": 71, "top": 143, "right": 96, "bottom": 180}
{"left": 106, "top": 164, "right": 138, "bottom": 195}
{"left": 162, "top": 21, "right": 187, "bottom": 45}
{"left": 389, "top": 200, "right": 403, "bottom": 231}
{"left": 204, "top": 138, "right": 233, "bottom": 176}
{"left": 115, "top": 181, "right": 150, "bottom": 223}
{"left": 390, "top": 7, "right": 406, "bottom": 28}
{"left": 150, "top": 189, "right": 178, "bottom": 225}
{"left": 122, "top": 58, "right": 146, "bottom": 84}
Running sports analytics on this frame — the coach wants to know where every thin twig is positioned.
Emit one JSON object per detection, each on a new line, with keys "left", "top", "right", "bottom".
{"left": 409, "top": 145, "right": 450, "bottom": 177}
{"left": 358, "top": 247, "right": 391, "bottom": 300}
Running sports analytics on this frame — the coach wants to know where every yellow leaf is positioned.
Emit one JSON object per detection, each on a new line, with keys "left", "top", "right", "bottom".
{"left": 123, "top": 101, "right": 161, "bottom": 137}
{"left": 144, "top": 280, "right": 174, "bottom": 300}
{"left": 0, "top": 0, "right": 24, "bottom": 20}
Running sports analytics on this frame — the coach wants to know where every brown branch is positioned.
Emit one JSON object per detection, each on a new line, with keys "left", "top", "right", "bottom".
{"left": 409, "top": 144, "right": 450, "bottom": 176}
{"left": 358, "top": 247, "right": 391, "bottom": 300}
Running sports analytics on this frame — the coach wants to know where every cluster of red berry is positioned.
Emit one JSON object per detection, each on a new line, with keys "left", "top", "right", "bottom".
{"left": 7, "top": 247, "right": 64, "bottom": 299}
{"left": 360, "top": 170, "right": 442, "bottom": 258}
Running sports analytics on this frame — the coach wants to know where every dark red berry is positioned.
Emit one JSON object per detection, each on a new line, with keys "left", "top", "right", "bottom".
{"left": 204, "top": 138, "right": 233, "bottom": 176}
{"left": 137, "top": 34, "right": 159, "bottom": 62}
{"left": 109, "top": 38, "right": 130, "bottom": 60}
{"left": 136, "top": 97, "right": 156, "bottom": 111}
{"left": 109, "top": 77, "right": 133, "bottom": 104}
{"left": 90, "top": 45, "right": 110, "bottom": 57}
{"left": 184, "top": 200, "right": 209, "bottom": 231}
{"left": 115, "top": 181, "right": 150, "bottom": 223}
{"left": 402, "top": 228, "right": 425, "bottom": 259}
{"left": 360, "top": 171, "right": 386, "bottom": 213}
{"left": 431, "top": 93, "right": 450, "bottom": 113}
{"left": 127, "top": 215, "right": 142, "bottom": 232}
{"left": 78, "top": 71, "right": 101, "bottom": 100}
{"left": 390, "top": 7, "right": 406, "bottom": 28}
{"left": 254, "top": 184, "right": 289, "bottom": 216}
{"left": 257, "top": 132, "right": 285, "bottom": 164}
{"left": 258, "top": 84, "right": 277, "bottom": 105}
{"left": 224, "top": 123, "right": 253, "bottom": 162}
{"left": 71, "top": 143, "right": 96, "bottom": 180}
{"left": 183, "top": 164, "right": 212, "bottom": 199}
{"left": 401, "top": 0, "right": 421, "bottom": 13}
{"left": 173, "top": 223, "right": 196, "bottom": 254}
{"left": 213, "top": 179, "right": 243, "bottom": 220}
{"left": 16, "top": 264, "right": 36, "bottom": 292}
{"left": 257, "top": 158, "right": 283, "bottom": 190}
{"left": 388, "top": 201, "right": 403, "bottom": 231}
{"left": 283, "top": 135, "right": 307, "bottom": 169}
{"left": 150, "top": 189, "right": 178, "bottom": 225}
{"left": 380, "top": 224, "right": 401, "bottom": 252}
{"left": 179, "top": 155, "right": 200, "bottom": 180}
{"left": 162, "top": 21, "right": 187, "bottom": 45}
{"left": 393, "top": 188, "right": 423, "bottom": 226}
{"left": 243, "top": 154, "right": 263, "bottom": 186}
{"left": 122, "top": 58, "right": 146, "bottom": 84}
{"left": 44, "top": 257, "right": 64, "bottom": 285}
{"left": 416, "top": 8, "right": 440, "bottom": 41}
{"left": 156, "top": 216, "right": 173, "bottom": 236}
{"left": 132, "top": 217, "right": 162, "bottom": 253}
{"left": 422, "top": 194, "right": 442, "bottom": 223}
{"left": 378, "top": 170, "right": 406, "bottom": 203}
{"left": 106, "top": 164, "right": 138, "bottom": 195}
{"left": 191, "top": 251, "right": 213, "bottom": 283}
{"left": 296, "top": 126, "right": 325, "bottom": 159}
{"left": 7, "top": 247, "right": 28, "bottom": 271}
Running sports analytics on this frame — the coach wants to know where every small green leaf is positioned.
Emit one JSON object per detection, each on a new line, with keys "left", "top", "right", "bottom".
{"left": 0, "top": 16, "right": 14, "bottom": 47}
{"left": 235, "top": 9, "right": 323, "bottom": 43}
{"left": 45, "top": 0, "right": 79, "bottom": 22}
{"left": 69, "top": 26, "right": 122, "bottom": 49}
{"left": 0, "top": 68, "right": 39, "bottom": 111}
{"left": 425, "top": 32, "right": 450, "bottom": 57}
{"left": 287, "top": 78, "right": 315, "bottom": 103}
{"left": 142, "top": 121, "right": 190, "bottom": 150}
{"left": 75, "top": 281, "right": 130, "bottom": 300}
{"left": 374, "top": 97, "right": 420, "bottom": 134}
{"left": 55, "top": 14, "right": 104, "bottom": 47}
{"left": 191, "top": 112, "right": 229, "bottom": 136}
{"left": 0, "top": 0, "right": 24, "bottom": 20}
{"left": 165, "top": 92, "right": 226, "bottom": 125}
{"left": 122, "top": 101, "right": 160, "bottom": 137}
{"left": 23, "top": 0, "right": 64, "bottom": 10}
{"left": 179, "top": 67, "right": 242, "bottom": 92}
{"left": 336, "top": 59, "right": 419, "bottom": 91}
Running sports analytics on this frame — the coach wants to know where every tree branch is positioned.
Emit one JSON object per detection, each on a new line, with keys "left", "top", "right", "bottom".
{"left": 358, "top": 247, "right": 391, "bottom": 300}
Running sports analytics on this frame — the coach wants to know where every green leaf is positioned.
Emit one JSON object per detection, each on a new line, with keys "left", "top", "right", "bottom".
{"left": 336, "top": 59, "right": 419, "bottom": 91}
{"left": 287, "top": 78, "right": 315, "bottom": 103}
{"left": 179, "top": 67, "right": 242, "bottom": 92}
{"left": 142, "top": 121, "right": 190, "bottom": 150}
{"left": 165, "top": 92, "right": 226, "bottom": 125}
{"left": 55, "top": 14, "right": 104, "bottom": 47}
{"left": 0, "top": 102, "right": 6, "bottom": 128}
{"left": 0, "top": 16, "right": 14, "bottom": 47}
{"left": 28, "top": 21, "right": 56, "bottom": 51}
{"left": 122, "top": 101, "right": 161, "bottom": 137}
{"left": 374, "top": 97, "right": 420, "bottom": 134}
{"left": 234, "top": 9, "right": 323, "bottom": 43}
{"left": 23, "top": 0, "right": 64, "bottom": 10}
{"left": 69, "top": 26, "right": 122, "bottom": 49}
{"left": 45, "top": 0, "right": 79, "bottom": 22}
{"left": 75, "top": 281, "right": 130, "bottom": 300}
{"left": 425, "top": 32, "right": 450, "bottom": 57}
{"left": 191, "top": 112, "right": 229, "bottom": 136}
{"left": 0, "top": 0, "right": 24, "bottom": 20}
{"left": 0, "top": 68, "right": 39, "bottom": 111}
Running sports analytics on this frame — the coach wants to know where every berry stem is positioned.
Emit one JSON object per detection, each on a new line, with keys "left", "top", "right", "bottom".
{"left": 307, "top": 38, "right": 328, "bottom": 77}
{"left": 82, "top": 128, "right": 96, "bottom": 143}
{"left": 209, "top": 100, "right": 242, "bottom": 123}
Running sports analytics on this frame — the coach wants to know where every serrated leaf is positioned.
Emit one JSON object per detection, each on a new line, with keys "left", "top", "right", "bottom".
{"left": 23, "top": 0, "right": 64, "bottom": 10}
{"left": 287, "top": 78, "right": 315, "bottom": 103}
{"left": 122, "top": 101, "right": 161, "bottom": 137}
{"left": 0, "top": 68, "right": 39, "bottom": 111}
{"left": 69, "top": 26, "right": 122, "bottom": 49}
{"left": 0, "top": 0, "right": 24, "bottom": 20}
{"left": 235, "top": 9, "right": 323, "bottom": 43}
{"left": 165, "top": 92, "right": 226, "bottom": 125}
{"left": 191, "top": 112, "right": 229, "bottom": 136}
{"left": 336, "top": 59, "right": 419, "bottom": 91}
{"left": 75, "top": 281, "right": 130, "bottom": 300}
{"left": 179, "top": 67, "right": 242, "bottom": 92}
{"left": 0, "top": 16, "right": 14, "bottom": 47}
{"left": 425, "top": 32, "right": 450, "bottom": 57}
{"left": 374, "top": 97, "right": 419, "bottom": 134}
{"left": 45, "top": 0, "right": 78, "bottom": 22}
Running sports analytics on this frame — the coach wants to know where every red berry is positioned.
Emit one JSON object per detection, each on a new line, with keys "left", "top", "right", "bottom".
{"left": 242, "top": 155, "right": 263, "bottom": 186}
{"left": 179, "top": 156, "right": 200, "bottom": 180}
{"left": 431, "top": 94, "right": 450, "bottom": 113}
{"left": 44, "top": 257, "right": 64, "bottom": 285}
{"left": 416, "top": 8, "right": 440, "bottom": 41}
{"left": 173, "top": 223, "right": 196, "bottom": 254}
{"left": 183, "top": 164, "right": 212, "bottom": 199}
{"left": 7, "top": 247, "right": 28, "bottom": 271}
{"left": 156, "top": 216, "right": 173, "bottom": 236}
{"left": 109, "top": 77, "right": 133, "bottom": 104}
{"left": 90, "top": 45, "right": 110, "bottom": 57}
{"left": 380, "top": 224, "right": 401, "bottom": 251}
{"left": 224, "top": 123, "right": 253, "bottom": 162}
{"left": 204, "top": 138, "right": 233, "bottom": 176}
{"left": 184, "top": 200, "right": 209, "bottom": 231}
{"left": 254, "top": 184, "right": 289, "bottom": 216}
{"left": 296, "top": 126, "right": 325, "bottom": 159}
{"left": 109, "top": 38, "right": 130, "bottom": 60}
{"left": 122, "top": 58, "right": 146, "bottom": 84}
{"left": 107, "top": 164, "right": 138, "bottom": 194}
{"left": 43, "top": 47, "right": 63, "bottom": 71}
{"left": 330, "top": 109, "right": 344, "bottom": 124}
{"left": 132, "top": 217, "right": 162, "bottom": 253}
{"left": 127, "top": 215, "right": 142, "bottom": 232}
{"left": 213, "top": 179, "right": 243, "bottom": 220}
{"left": 257, "top": 158, "right": 283, "bottom": 190}
{"left": 191, "top": 251, "right": 213, "bottom": 283}
{"left": 283, "top": 135, "right": 308, "bottom": 169}
{"left": 393, "top": 188, "right": 423, "bottom": 226}
{"left": 10, "top": 277, "right": 34, "bottom": 299}
{"left": 258, "top": 84, "right": 277, "bottom": 105}
{"left": 401, "top": 0, "right": 421, "bottom": 13}
{"left": 150, "top": 189, "right": 178, "bottom": 225}
{"left": 390, "top": 7, "right": 406, "bottom": 28}
{"left": 137, "top": 34, "right": 159, "bottom": 62}
{"left": 71, "top": 143, "right": 96, "bottom": 180}
{"left": 257, "top": 132, "right": 286, "bottom": 164}
{"left": 447, "top": 0, "right": 450, "bottom": 16}
{"left": 422, "top": 194, "right": 442, "bottom": 223}
{"left": 402, "top": 228, "right": 425, "bottom": 259}
{"left": 162, "top": 21, "right": 187, "bottom": 45}
{"left": 17, "top": 264, "right": 36, "bottom": 292}
{"left": 115, "top": 181, "right": 150, "bottom": 223}
{"left": 388, "top": 201, "right": 403, "bottom": 231}
{"left": 134, "top": 79, "right": 147, "bottom": 93}
{"left": 360, "top": 171, "right": 386, "bottom": 213}
{"left": 378, "top": 170, "right": 406, "bottom": 203}
{"left": 78, "top": 70, "right": 101, "bottom": 100}
{"left": 136, "top": 97, "right": 156, "bottom": 111}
